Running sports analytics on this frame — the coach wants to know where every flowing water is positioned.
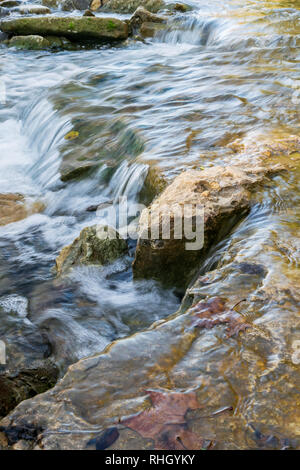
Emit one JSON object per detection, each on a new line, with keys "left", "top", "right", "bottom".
{"left": 0, "top": 0, "right": 299, "bottom": 449}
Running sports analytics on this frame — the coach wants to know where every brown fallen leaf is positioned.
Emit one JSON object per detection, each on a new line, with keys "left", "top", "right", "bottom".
{"left": 122, "top": 390, "right": 210, "bottom": 450}
{"left": 189, "top": 297, "right": 251, "bottom": 337}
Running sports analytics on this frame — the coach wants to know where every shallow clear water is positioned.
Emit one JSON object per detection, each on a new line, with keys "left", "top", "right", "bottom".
{"left": 0, "top": 0, "right": 299, "bottom": 447}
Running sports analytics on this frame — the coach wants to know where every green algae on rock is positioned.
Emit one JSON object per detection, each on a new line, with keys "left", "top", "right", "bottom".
{"left": 55, "top": 224, "right": 128, "bottom": 275}
{"left": 0, "top": 16, "right": 129, "bottom": 40}
{"left": 8, "top": 35, "right": 51, "bottom": 50}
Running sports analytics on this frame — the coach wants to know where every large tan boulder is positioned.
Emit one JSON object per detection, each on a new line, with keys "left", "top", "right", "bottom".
{"left": 132, "top": 164, "right": 283, "bottom": 288}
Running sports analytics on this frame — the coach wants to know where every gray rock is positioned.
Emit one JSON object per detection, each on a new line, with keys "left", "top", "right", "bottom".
{"left": 11, "top": 5, "right": 51, "bottom": 14}
{"left": 0, "top": 16, "right": 129, "bottom": 40}
{"left": 9, "top": 35, "right": 51, "bottom": 50}
{"left": 102, "top": 0, "right": 165, "bottom": 14}
{"left": 0, "top": 1, "right": 21, "bottom": 7}
{"left": 0, "top": 301, "right": 59, "bottom": 418}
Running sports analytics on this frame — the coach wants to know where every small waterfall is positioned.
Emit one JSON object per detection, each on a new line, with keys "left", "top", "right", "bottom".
{"left": 157, "top": 14, "right": 223, "bottom": 46}
{"left": 21, "top": 96, "right": 72, "bottom": 189}
{"left": 109, "top": 160, "right": 149, "bottom": 203}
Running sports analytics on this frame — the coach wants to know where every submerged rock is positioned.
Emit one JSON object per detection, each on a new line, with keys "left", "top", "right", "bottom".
{"left": 0, "top": 302, "right": 59, "bottom": 418}
{"left": 55, "top": 224, "right": 128, "bottom": 275}
{"left": 0, "top": 16, "right": 129, "bottom": 40}
{"left": 9, "top": 35, "right": 51, "bottom": 50}
{"left": 59, "top": 120, "right": 144, "bottom": 181}
{"left": 44, "top": 35, "right": 72, "bottom": 48}
{"left": 0, "top": 194, "right": 43, "bottom": 226}
{"left": 133, "top": 164, "right": 284, "bottom": 288}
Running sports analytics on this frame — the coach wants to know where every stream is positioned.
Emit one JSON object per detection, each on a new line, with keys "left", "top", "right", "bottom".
{"left": 0, "top": 0, "right": 299, "bottom": 450}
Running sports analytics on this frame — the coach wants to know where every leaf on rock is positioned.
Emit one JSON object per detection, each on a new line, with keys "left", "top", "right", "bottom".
{"left": 189, "top": 297, "right": 251, "bottom": 337}
{"left": 64, "top": 130, "right": 79, "bottom": 141}
{"left": 122, "top": 390, "right": 211, "bottom": 450}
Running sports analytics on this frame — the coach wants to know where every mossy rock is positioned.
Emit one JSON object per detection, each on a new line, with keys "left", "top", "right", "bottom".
{"left": 55, "top": 224, "right": 128, "bottom": 275}
{"left": 0, "top": 16, "right": 129, "bottom": 40}
{"left": 44, "top": 35, "right": 72, "bottom": 48}
{"left": 8, "top": 35, "right": 51, "bottom": 50}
